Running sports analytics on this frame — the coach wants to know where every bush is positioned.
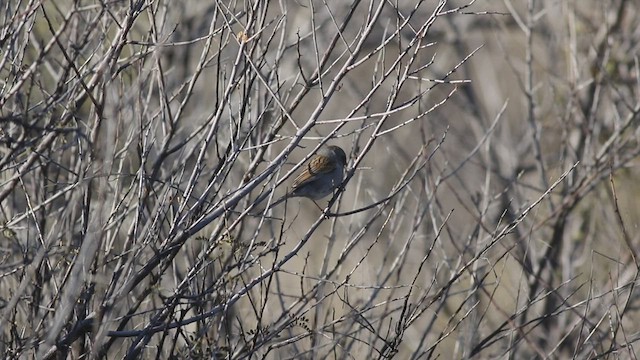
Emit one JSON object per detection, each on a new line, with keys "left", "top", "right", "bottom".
{"left": 1, "top": 0, "right": 639, "bottom": 358}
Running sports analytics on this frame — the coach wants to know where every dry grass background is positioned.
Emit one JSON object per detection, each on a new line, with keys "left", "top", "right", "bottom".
{"left": 1, "top": 0, "right": 640, "bottom": 358}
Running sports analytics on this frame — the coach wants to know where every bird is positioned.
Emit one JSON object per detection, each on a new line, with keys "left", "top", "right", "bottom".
{"left": 267, "top": 145, "right": 347, "bottom": 210}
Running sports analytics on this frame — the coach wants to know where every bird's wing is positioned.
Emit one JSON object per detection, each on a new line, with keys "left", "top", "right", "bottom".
{"left": 291, "top": 155, "right": 335, "bottom": 189}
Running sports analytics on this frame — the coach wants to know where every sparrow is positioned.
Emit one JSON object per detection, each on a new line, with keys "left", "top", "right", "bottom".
{"left": 267, "top": 145, "right": 347, "bottom": 210}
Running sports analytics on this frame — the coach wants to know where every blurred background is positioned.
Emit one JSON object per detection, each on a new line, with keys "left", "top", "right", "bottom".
{"left": 1, "top": 0, "right": 639, "bottom": 358}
